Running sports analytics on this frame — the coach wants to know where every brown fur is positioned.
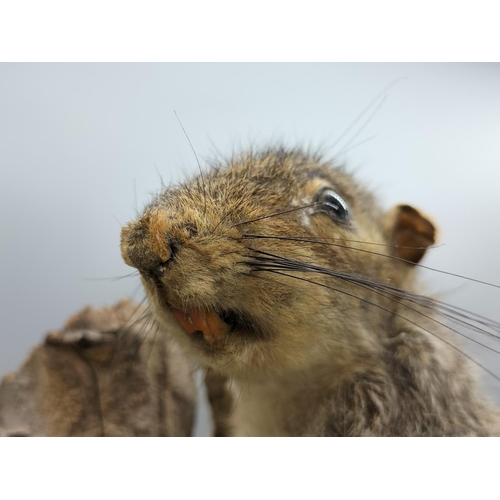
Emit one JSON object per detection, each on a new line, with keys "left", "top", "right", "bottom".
{"left": 121, "top": 148, "right": 500, "bottom": 436}
{"left": 0, "top": 299, "right": 196, "bottom": 437}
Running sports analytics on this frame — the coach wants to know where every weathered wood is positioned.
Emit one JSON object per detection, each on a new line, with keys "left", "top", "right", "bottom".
{"left": 0, "top": 299, "right": 197, "bottom": 437}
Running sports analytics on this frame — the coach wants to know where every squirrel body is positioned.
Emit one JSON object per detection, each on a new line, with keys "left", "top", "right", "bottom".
{"left": 121, "top": 148, "right": 500, "bottom": 436}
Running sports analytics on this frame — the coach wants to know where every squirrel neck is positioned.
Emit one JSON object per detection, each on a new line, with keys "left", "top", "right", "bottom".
{"left": 227, "top": 361, "right": 362, "bottom": 437}
{"left": 224, "top": 328, "right": 500, "bottom": 436}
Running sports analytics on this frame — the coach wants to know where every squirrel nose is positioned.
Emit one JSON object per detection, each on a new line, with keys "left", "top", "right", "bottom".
{"left": 146, "top": 239, "right": 179, "bottom": 276}
{"left": 120, "top": 207, "right": 182, "bottom": 274}
{"left": 121, "top": 208, "right": 181, "bottom": 273}
{"left": 124, "top": 238, "right": 180, "bottom": 275}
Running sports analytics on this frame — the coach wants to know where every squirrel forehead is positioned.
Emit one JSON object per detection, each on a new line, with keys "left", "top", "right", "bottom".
{"left": 122, "top": 150, "right": 381, "bottom": 243}
{"left": 152, "top": 151, "right": 358, "bottom": 211}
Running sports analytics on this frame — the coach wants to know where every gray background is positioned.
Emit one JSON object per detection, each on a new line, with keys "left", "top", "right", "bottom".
{"left": 1, "top": 64, "right": 500, "bottom": 434}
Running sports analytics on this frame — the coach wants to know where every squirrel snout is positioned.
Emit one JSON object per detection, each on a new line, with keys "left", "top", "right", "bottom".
{"left": 121, "top": 234, "right": 179, "bottom": 276}
{"left": 120, "top": 211, "right": 180, "bottom": 275}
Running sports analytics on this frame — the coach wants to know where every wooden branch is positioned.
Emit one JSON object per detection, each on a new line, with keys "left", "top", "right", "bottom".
{"left": 0, "top": 299, "right": 197, "bottom": 437}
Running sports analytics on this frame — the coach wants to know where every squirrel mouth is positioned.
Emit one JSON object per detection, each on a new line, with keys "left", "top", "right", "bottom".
{"left": 170, "top": 307, "right": 255, "bottom": 344}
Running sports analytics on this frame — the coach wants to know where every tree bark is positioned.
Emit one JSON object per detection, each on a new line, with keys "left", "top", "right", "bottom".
{"left": 0, "top": 299, "right": 197, "bottom": 437}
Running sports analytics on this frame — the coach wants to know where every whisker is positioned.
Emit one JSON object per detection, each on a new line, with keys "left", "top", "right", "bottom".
{"left": 124, "top": 310, "right": 161, "bottom": 366}
{"left": 154, "top": 162, "right": 166, "bottom": 189}
{"left": 174, "top": 110, "right": 208, "bottom": 215}
{"left": 241, "top": 233, "right": 444, "bottom": 250}
{"left": 113, "top": 297, "right": 151, "bottom": 344}
{"left": 335, "top": 95, "right": 386, "bottom": 156}
{"left": 329, "top": 78, "right": 405, "bottom": 152}
{"left": 247, "top": 247, "right": 500, "bottom": 347}
{"left": 104, "top": 301, "right": 153, "bottom": 387}
{"left": 229, "top": 381, "right": 244, "bottom": 418}
{"left": 216, "top": 357, "right": 237, "bottom": 371}
{"left": 134, "top": 178, "right": 138, "bottom": 216}
{"left": 233, "top": 203, "right": 320, "bottom": 227}
{"left": 349, "top": 277, "right": 500, "bottom": 356}
{"left": 244, "top": 235, "right": 500, "bottom": 290}
{"left": 334, "top": 134, "right": 378, "bottom": 158}
{"left": 261, "top": 269, "right": 500, "bottom": 384}
{"left": 85, "top": 271, "right": 140, "bottom": 282}
{"left": 366, "top": 282, "right": 500, "bottom": 336}
{"left": 145, "top": 322, "right": 161, "bottom": 367}
{"left": 247, "top": 249, "right": 500, "bottom": 335}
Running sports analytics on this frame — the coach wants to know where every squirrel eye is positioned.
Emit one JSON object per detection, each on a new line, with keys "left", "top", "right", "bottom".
{"left": 314, "top": 188, "right": 351, "bottom": 224}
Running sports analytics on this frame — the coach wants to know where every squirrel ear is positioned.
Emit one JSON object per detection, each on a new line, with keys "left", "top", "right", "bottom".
{"left": 384, "top": 204, "right": 437, "bottom": 264}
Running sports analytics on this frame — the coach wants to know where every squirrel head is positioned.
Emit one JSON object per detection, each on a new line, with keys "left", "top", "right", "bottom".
{"left": 121, "top": 149, "right": 436, "bottom": 377}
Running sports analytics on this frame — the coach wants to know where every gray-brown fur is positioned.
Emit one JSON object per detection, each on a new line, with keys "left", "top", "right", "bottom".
{"left": 0, "top": 299, "right": 196, "bottom": 437}
{"left": 121, "top": 148, "right": 500, "bottom": 436}
{"left": 204, "top": 369, "right": 234, "bottom": 437}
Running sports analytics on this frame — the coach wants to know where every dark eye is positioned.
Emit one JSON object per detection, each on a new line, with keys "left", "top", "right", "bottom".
{"left": 314, "top": 188, "right": 351, "bottom": 224}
